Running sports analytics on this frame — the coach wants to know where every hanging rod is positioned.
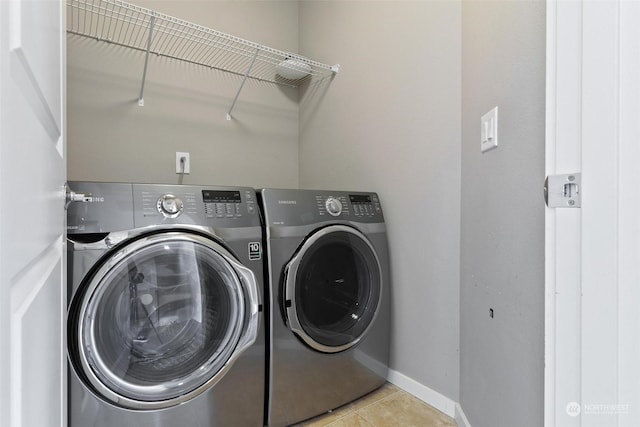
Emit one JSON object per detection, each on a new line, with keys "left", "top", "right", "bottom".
{"left": 66, "top": 0, "right": 339, "bottom": 117}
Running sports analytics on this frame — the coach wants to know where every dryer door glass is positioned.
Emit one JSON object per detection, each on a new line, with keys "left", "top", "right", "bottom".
{"left": 76, "top": 234, "right": 247, "bottom": 406}
{"left": 287, "top": 226, "right": 381, "bottom": 352}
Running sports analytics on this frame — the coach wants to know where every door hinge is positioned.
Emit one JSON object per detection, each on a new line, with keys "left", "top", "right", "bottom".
{"left": 65, "top": 183, "right": 92, "bottom": 209}
{"left": 544, "top": 173, "right": 581, "bottom": 208}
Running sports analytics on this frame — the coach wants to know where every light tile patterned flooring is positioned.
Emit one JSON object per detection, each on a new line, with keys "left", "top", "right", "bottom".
{"left": 293, "top": 383, "right": 457, "bottom": 427}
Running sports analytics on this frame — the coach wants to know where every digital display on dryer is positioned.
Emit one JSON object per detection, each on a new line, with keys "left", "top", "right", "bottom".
{"left": 202, "top": 191, "right": 241, "bottom": 203}
{"left": 349, "top": 194, "right": 372, "bottom": 204}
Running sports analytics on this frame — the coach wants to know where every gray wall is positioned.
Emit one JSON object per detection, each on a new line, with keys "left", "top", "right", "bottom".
{"left": 298, "top": 1, "right": 462, "bottom": 400}
{"left": 68, "top": 1, "right": 548, "bottom": 424}
{"left": 460, "top": 1, "right": 545, "bottom": 426}
{"left": 67, "top": 1, "right": 301, "bottom": 188}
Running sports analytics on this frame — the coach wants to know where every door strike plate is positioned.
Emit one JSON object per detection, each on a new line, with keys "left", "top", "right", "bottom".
{"left": 544, "top": 173, "right": 581, "bottom": 208}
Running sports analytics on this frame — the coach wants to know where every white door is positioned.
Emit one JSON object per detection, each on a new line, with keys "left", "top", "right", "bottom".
{"left": 0, "top": 0, "right": 66, "bottom": 426}
{"left": 545, "top": 1, "right": 640, "bottom": 426}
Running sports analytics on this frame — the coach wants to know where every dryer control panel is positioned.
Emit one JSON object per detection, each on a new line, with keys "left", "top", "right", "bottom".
{"left": 261, "top": 188, "right": 384, "bottom": 227}
{"left": 348, "top": 194, "right": 383, "bottom": 217}
{"left": 315, "top": 193, "right": 382, "bottom": 219}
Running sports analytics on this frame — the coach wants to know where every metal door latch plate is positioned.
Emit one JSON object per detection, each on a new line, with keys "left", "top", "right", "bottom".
{"left": 544, "top": 173, "right": 581, "bottom": 208}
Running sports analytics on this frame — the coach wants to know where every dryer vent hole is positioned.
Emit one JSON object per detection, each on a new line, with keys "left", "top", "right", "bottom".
{"left": 489, "top": 308, "right": 494, "bottom": 318}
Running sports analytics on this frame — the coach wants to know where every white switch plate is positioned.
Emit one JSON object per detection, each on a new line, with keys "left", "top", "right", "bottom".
{"left": 176, "top": 152, "right": 190, "bottom": 174}
{"left": 481, "top": 106, "right": 498, "bottom": 153}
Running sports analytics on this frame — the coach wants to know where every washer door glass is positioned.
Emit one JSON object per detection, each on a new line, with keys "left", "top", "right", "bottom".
{"left": 76, "top": 233, "right": 247, "bottom": 407}
{"left": 285, "top": 225, "right": 382, "bottom": 353}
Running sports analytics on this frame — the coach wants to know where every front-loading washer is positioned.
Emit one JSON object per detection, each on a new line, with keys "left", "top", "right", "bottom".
{"left": 259, "top": 188, "right": 391, "bottom": 427}
{"left": 66, "top": 182, "right": 264, "bottom": 427}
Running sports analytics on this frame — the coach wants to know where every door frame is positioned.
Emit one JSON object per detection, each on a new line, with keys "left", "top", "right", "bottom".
{"left": 544, "top": 1, "right": 583, "bottom": 424}
{"left": 545, "top": 1, "right": 640, "bottom": 425}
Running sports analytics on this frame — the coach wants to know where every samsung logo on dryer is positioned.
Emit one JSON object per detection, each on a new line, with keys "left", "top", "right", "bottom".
{"left": 277, "top": 200, "right": 297, "bottom": 205}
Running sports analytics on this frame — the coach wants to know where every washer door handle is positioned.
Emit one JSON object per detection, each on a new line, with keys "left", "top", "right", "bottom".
{"left": 227, "top": 259, "right": 261, "bottom": 356}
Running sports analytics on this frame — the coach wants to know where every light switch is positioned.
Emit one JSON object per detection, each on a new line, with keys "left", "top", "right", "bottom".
{"left": 481, "top": 107, "right": 498, "bottom": 153}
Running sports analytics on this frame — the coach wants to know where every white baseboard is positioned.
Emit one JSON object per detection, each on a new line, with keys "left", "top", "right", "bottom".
{"left": 455, "top": 402, "right": 472, "bottom": 427}
{"left": 386, "top": 369, "right": 457, "bottom": 418}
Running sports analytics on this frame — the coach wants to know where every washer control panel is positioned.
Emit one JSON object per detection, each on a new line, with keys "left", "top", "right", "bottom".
{"left": 67, "top": 183, "right": 261, "bottom": 231}
{"left": 203, "top": 189, "right": 250, "bottom": 219}
{"left": 133, "top": 184, "right": 259, "bottom": 227}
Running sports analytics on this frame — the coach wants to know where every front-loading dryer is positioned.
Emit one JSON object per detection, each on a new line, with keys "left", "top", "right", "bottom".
{"left": 259, "top": 189, "right": 391, "bottom": 427}
{"left": 66, "top": 182, "right": 264, "bottom": 427}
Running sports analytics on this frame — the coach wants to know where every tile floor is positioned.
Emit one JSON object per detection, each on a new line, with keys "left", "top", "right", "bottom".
{"left": 293, "top": 383, "right": 457, "bottom": 427}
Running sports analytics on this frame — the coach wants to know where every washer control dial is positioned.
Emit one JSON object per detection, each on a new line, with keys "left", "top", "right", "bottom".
{"left": 325, "top": 197, "right": 343, "bottom": 216}
{"left": 157, "top": 194, "right": 184, "bottom": 218}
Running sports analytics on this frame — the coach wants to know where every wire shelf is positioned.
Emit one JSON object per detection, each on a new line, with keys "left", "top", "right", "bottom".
{"left": 66, "top": 0, "right": 339, "bottom": 118}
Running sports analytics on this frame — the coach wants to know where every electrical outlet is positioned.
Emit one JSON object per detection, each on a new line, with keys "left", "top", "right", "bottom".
{"left": 176, "top": 152, "right": 190, "bottom": 174}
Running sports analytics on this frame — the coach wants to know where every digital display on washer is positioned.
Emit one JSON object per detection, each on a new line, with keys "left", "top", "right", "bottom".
{"left": 349, "top": 194, "right": 372, "bottom": 204}
{"left": 202, "top": 190, "right": 241, "bottom": 203}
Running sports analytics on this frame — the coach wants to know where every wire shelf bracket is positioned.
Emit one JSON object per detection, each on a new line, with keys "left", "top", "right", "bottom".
{"left": 137, "top": 11, "right": 155, "bottom": 106}
{"left": 66, "top": 0, "right": 339, "bottom": 119}
{"left": 226, "top": 48, "right": 259, "bottom": 121}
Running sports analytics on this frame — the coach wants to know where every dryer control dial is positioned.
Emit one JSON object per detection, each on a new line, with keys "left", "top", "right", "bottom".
{"left": 157, "top": 194, "right": 184, "bottom": 218}
{"left": 325, "top": 197, "right": 343, "bottom": 216}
